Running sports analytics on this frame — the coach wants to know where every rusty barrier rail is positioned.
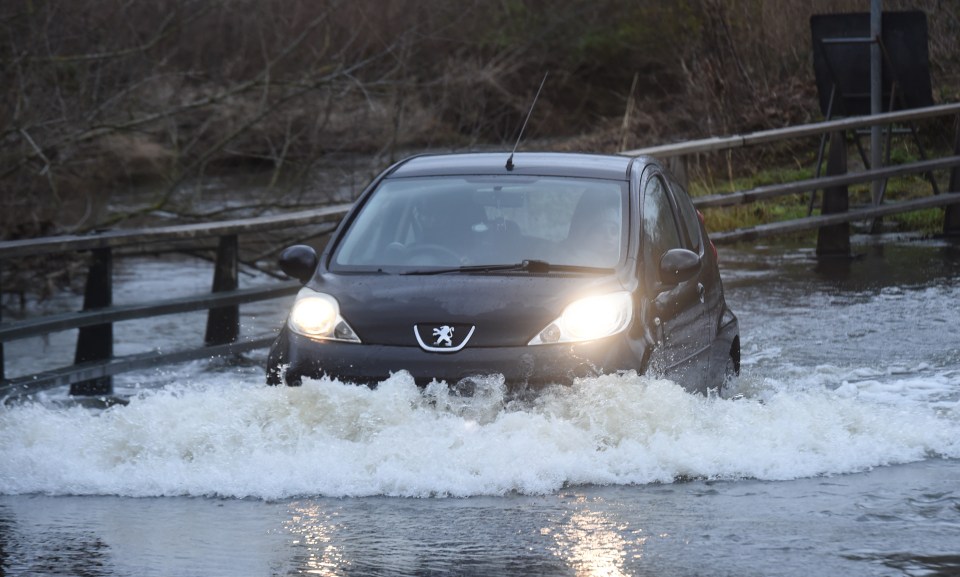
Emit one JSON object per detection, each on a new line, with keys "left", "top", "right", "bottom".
{"left": 621, "top": 102, "right": 960, "bottom": 158}
{"left": 623, "top": 102, "right": 960, "bottom": 251}
{"left": 0, "top": 204, "right": 351, "bottom": 401}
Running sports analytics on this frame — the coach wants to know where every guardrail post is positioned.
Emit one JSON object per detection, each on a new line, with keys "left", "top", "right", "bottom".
{"left": 1, "top": 262, "right": 4, "bottom": 382}
{"left": 204, "top": 234, "right": 239, "bottom": 346}
{"left": 71, "top": 248, "right": 113, "bottom": 395}
{"left": 816, "top": 130, "right": 851, "bottom": 257}
{"left": 944, "top": 116, "right": 960, "bottom": 236}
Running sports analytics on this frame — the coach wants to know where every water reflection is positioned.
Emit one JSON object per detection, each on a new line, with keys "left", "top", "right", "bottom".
{"left": 807, "top": 241, "right": 960, "bottom": 291}
{"left": 280, "top": 498, "right": 572, "bottom": 576}
{"left": 550, "top": 495, "right": 638, "bottom": 577}
{"left": 285, "top": 502, "right": 347, "bottom": 576}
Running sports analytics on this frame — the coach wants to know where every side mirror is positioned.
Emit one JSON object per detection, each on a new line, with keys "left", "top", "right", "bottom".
{"left": 658, "top": 248, "right": 701, "bottom": 286}
{"left": 279, "top": 245, "right": 318, "bottom": 284}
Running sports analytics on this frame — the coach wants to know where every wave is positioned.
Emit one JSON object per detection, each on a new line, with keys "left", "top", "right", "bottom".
{"left": 1, "top": 369, "right": 958, "bottom": 499}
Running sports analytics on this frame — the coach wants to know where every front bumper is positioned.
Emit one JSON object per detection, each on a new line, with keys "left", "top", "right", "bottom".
{"left": 268, "top": 329, "right": 648, "bottom": 388}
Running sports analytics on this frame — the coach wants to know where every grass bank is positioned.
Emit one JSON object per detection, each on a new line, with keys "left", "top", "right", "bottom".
{"left": 688, "top": 141, "right": 956, "bottom": 239}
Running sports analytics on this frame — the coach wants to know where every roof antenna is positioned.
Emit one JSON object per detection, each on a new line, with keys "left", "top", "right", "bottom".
{"left": 506, "top": 71, "right": 548, "bottom": 171}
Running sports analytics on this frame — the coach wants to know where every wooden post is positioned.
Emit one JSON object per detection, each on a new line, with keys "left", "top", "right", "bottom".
{"left": 869, "top": 0, "right": 883, "bottom": 212}
{"left": 71, "top": 248, "right": 113, "bottom": 395}
{"left": 204, "top": 234, "right": 239, "bottom": 346}
{"left": 1, "top": 261, "right": 4, "bottom": 382}
{"left": 816, "top": 131, "right": 851, "bottom": 257}
{"left": 944, "top": 116, "right": 960, "bottom": 236}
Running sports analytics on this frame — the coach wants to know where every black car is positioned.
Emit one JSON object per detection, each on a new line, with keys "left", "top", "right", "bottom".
{"left": 267, "top": 152, "right": 739, "bottom": 395}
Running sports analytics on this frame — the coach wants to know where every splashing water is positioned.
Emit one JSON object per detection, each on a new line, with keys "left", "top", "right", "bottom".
{"left": 2, "top": 368, "right": 958, "bottom": 499}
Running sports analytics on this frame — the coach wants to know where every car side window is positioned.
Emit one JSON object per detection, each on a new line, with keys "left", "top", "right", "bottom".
{"left": 666, "top": 173, "right": 702, "bottom": 254}
{"left": 641, "top": 174, "right": 682, "bottom": 275}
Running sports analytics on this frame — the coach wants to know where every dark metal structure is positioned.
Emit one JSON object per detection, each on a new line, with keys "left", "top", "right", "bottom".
{"left": 809, "top": 10, "right": 940, "bottom": 251}
{"left": 810, "top": 11, "right": 933, "bottom": 117}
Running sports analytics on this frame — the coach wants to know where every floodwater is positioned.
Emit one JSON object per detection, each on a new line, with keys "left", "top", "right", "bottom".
{"left": 1, "top": 238, "right": 959, "bottom": 577}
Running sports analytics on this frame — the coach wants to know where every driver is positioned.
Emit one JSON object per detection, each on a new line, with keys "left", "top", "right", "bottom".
{"left": 565, "top": 203, "right": 622, "bottom": 266}
{"left": 407, "top": 194, "right": 479, "bottom": 265}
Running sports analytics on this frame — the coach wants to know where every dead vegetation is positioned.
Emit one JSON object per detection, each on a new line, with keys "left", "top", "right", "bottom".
{"left": 2, "top": 0, "right": 958, "bottom": 239}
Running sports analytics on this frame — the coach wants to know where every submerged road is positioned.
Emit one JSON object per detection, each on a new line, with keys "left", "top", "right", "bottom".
{"left": 1, "top": 238, "right": 959, "bottom": 576}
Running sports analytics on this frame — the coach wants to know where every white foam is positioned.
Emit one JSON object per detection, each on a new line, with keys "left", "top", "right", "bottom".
{"left": 2, "top": 369, "right": 958, "bottom": 499}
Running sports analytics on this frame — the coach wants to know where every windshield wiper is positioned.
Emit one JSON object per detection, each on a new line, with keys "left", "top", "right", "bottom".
{"left": 400, "top": 259, "right": 613, "bottom": 275}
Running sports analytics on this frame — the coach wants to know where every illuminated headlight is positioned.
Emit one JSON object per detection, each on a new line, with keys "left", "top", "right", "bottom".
{"left": 288, "top": 289, "right": 360, "bottom": 343}
{"left": 529, "top": 291, "right": 632, "bottom": 345}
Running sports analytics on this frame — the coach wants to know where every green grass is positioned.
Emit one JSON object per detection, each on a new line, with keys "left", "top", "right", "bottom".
{"left": 687, "top": 154, "right": 951, "bottom": 238}
{"left": 688, "top": 166, "right": 816, "bottom": 197}
{"left": 892, "top": 208, "right": 944, "bottom": 234}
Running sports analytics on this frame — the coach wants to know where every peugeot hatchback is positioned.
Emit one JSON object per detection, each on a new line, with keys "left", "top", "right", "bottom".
{"left": 267, "top": 152, "right": 739, "bottom": 395}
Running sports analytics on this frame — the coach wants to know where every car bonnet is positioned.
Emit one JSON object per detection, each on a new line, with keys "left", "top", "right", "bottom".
{"left": 312, "top": 271, "right": 626, "bottom": 348}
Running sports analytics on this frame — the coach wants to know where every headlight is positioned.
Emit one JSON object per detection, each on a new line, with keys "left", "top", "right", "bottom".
{"left": 288, "top": 289, "right": 360, "bottom": 343}
{"left": 529, "top": 291, "right": 632, "bottom": 345}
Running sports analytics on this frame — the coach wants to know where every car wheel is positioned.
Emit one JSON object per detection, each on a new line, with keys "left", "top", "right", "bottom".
{"left": 723, "top": 355, "right": 737, "bottom": 383}
{"left": 284, "top": 370, "right": 302, "bottom": 387}
{"left": 721, "top": 340, "right": 740, "bottom": 392}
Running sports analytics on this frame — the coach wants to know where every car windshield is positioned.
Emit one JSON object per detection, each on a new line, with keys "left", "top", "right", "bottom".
{"left": 331, "top": 175, "right": 627, "bottom": 272}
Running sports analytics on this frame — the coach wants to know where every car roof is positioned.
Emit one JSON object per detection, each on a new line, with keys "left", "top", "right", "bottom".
{"left": 386, "top": 152, "right": 645, "bottom": 180}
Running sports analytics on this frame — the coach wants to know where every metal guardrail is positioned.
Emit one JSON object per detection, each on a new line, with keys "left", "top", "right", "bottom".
{"left": 0, "top": 204, "right": 352, "bottom": 259}
{"left": 2, "top": 336, "right": 279, "bottom": 399}
{"left": 692, "top": 156, "right": 960, "bottom": 209}
{"left": 623, "top": 102, "right": 960, "bottom": 247}
{"left": 620, "top": 102, "right": 960, "bottom": 158}
{"left": 710, "top": 194, "right": 960, "bottom": 244}
{"left": 1, "top": 204, "right": 351, "bottom": 400}
{"left": 696, "top": 156, "right": 960, "bottom": 244}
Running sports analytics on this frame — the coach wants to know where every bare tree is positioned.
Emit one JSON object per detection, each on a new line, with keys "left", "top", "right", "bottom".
{"left": 2, "top": 0, "right": 957, "bottom": 241}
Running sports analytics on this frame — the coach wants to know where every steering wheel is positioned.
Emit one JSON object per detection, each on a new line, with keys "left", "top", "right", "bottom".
{"left": 405, "top": 243, "right": 462, "bottom": 266}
